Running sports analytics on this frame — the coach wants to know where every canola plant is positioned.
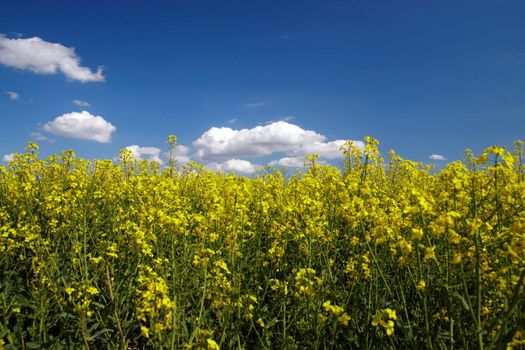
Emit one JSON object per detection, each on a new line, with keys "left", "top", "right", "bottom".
{"left": 0, "top": 138, "right": 524, "bottom": 349}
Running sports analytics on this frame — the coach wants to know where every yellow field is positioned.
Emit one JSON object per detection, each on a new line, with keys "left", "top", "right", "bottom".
{"left": 0, "top": 138, "right": 524, "bottom": 349}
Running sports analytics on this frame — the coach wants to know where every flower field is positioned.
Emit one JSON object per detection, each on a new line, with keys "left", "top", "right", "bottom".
{"left": 0, "top": 138, "right": 524, "bottom": 349}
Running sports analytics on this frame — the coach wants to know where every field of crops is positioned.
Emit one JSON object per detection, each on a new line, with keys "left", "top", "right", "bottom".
{"left": 0, "top": 138, "right": 524, "bottom": 349}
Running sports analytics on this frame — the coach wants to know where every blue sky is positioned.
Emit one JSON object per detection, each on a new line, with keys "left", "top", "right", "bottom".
{"left": 1, "top": 0, "right": 524, "bottom": 172}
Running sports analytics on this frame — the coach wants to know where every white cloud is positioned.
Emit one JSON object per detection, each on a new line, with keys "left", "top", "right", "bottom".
{"left": 0, "top": 34, "right": 105, "bottom": 83}
{"left": 164, "top": 144, "right": 191, "bottom": 165}
{"left": 2, "top": 153, "right": 15, "bottom": 162}
{"left": 208, "top": 159, "right": 259, "bottom": 174}
{"left": 193, "top": 121, "right": 324, "bottom": 159}
{"left": 72, "top": 99, "right": 90, "bottom": 107}
{"left": 192, "top": 121, "right": 364, "bottom": 161}
{"left": 42, "top": 111, "right": 116, "bottom": 143}
{"left": 268, "top": 156, "right": 305, "bottom": 168}
{"left": 227, "top": 118, "right": 237, "bottom": 124}
{"left": 125, "top": 145, "right": 163, "bottom": 164}
{"left": 5, "top": 91, "right": 19, "bottom": 100}
{"left": 29, "top": 132, "right": 49, "bottom": 141}
{"left": 430, "top": 154, "right": 447, "bottom": 161}
{"left": 297, "top": 140, "right": 349, "bottom": 159}
{"left": 163, "top": 121, "right": 362, "bottom": 172}
{"left": 170, "top": 144, "right": 191, "bottom": 165}
{"left": 244, "top": 102, "right": 266, "bottom": 108}
{"left": 223, "top": 159, "right": 258, "bottom": 173}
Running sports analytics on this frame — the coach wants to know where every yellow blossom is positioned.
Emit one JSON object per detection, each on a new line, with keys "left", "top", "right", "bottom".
{"left": 417, "top": 280, "right": 426, "bottom": 291}
{"left": 207, "top": 339, "right": 220, "bottom": 350}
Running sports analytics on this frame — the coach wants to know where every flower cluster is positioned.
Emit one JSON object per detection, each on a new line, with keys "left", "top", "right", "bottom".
{"left": 0, "top": 138, "right": 524, "bottom": 348}
{"left": 371, "top": 308, "right": 397, "bottom": 336}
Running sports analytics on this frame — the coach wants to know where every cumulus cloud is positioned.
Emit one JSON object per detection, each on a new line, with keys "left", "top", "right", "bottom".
{"left": 168, "top": 121, "right": 363, "bottom": 173}
{"left": 2, "top": 153, "right": 15, "bottom": 162}
{"left": 42, "top": 111, "right": 116, "bottom": 143}
{"left": 208, "top": 159, "right": 259, "bottom": 174}
{"left": 223, "top": 159, "right": 258, "bottom": 173}
{"left": 125, "top": 145, "right": 163, "bottom": 164}
{"left": 430, "top": 154, "right": 447, "bottom": 161}
{"left": 192, "top": 121, "right": 363, "bottom": 161}
{"left": 268, "top": 156, "right": 305, "bottom": 168}
{"left": 169, "top": 144, "right": 191, "bottom": 165}
{"left": 0, "top": 34, "right": 105, "bottom": 83}
{"left": 193, "top": 121, "right": 323, "bottom": 159}
{"left": 297, "top": 140, "right": 349, "bottom": 159}
{"left": 5, "top": 91, "right": 19, "bottom": 100}
{"left": 72, "top": 99, "right": 90, "bottom": 107}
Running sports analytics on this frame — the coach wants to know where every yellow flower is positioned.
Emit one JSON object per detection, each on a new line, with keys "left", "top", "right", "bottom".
{"left": 89, "top": 256, "right": 103, "bottom": 264}
{"left": 448, "top": 230, "right": 461, "bottom": 244}
{"left": 86, "top": 286, "right": 99, "bottom": 295}
{"left": 416, "top": 280, "right": 426, "bottom": 292}
{"left": 451, "top": 253, "right": 462, "bottom": 265}
{"left": 140, "top": 325, "right": 149, "bottom": 338}
{"left": 399, "top": 239, "right": 412, "bottom": 254}
{"left": 424, "top": 246, "right": 436, "bottom": 262}
{"left": 338, "top": 313, "right": 351, "bottom": 326}
{"left": 372, "top": 308, "right": 396, "bottom": 336}
{"left": 385, "top": 320, "right": 395, "bottom": 336}
{"left": 385, "top": 308, "right": 397, "bottom": 321}
{"left": 207, "top": 339, "right": 220, "bottom": 350}
{"left": 411, "top": 228, "right": 424, "bottom": 240}
{"left": 371, "top": 312, "right": 381, "bottom": 327}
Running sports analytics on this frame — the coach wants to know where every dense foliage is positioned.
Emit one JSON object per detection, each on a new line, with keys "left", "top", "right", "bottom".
{"left": 0, "top": 138, "right": 524, "bottom": 349}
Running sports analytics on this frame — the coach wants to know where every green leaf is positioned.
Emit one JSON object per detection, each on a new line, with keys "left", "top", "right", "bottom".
{"left": 89, "top": 328, "right": 114, "bottom": 340}
{"left": 452, "top": 292, "right": 470, "bottom": 311}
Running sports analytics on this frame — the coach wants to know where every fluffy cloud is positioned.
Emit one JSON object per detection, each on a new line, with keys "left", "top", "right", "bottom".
{"left": 297, "top": 140, "right": 348, "bottom": 159}
{"left": 2, "top": 153, "right": 15, "bottom": 162}
{"left": 268, "top": 156, "right": 305, "bottom": 168}
{"left": 223, "top": 159, "right": 258, "bottom": 173}
{"left": 164, "top": 121, "right": 363, "bottom": 173}
{"left": 42, "top": 111, "right": 116, "bottom": 143}
{"left": 429, "top": 154, "right": 446, "bottom": 161}
{"left": 0, "top": 34, "right": 104, "bottom": 83}
{"left": 192, "top": 121, "right": 363, "bottom": 161}
{"left": 170, "top": 144, "right": 191, "bottom": 165}
{"left": 208, "top": 159, "right": 259, "bottom": 174}
{"left": 72, "top": 99, "right": 90, "bottom": 107}
{"left": 193, "top": 121, "right": 323, "bottom": 159}
{"left": 5, "top": 91, "right": 19, "bottom": 100}
{"left": 125, "top": 145, "right": 163, "bottom": 164}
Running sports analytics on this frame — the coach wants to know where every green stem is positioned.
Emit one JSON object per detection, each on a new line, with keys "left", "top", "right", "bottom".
{"left": 416, "top": 242, "right": 434, "bottom": 350}
{"left": 188, "top": 266, "right": 207, "bottom": 345}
